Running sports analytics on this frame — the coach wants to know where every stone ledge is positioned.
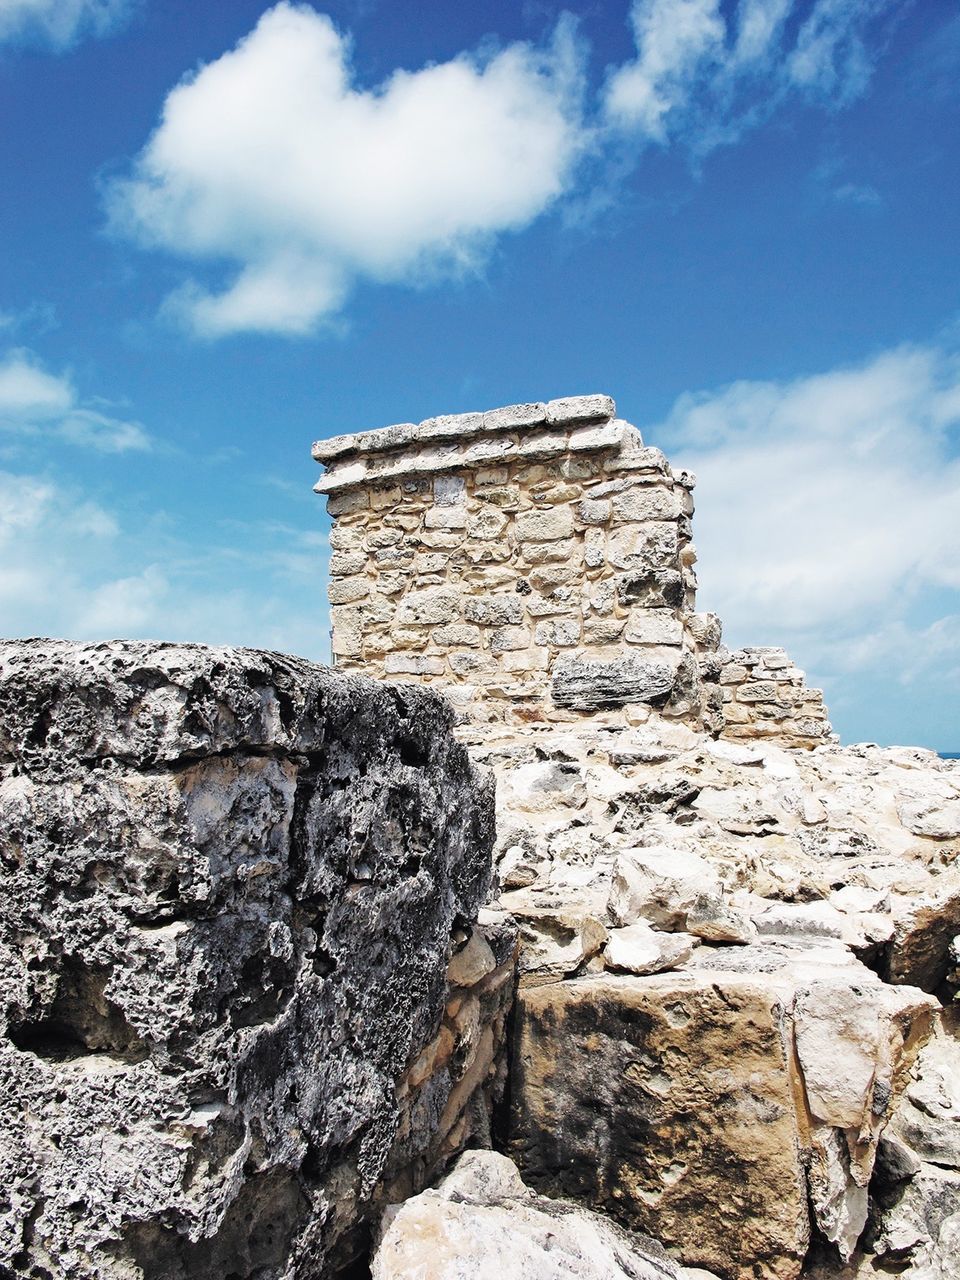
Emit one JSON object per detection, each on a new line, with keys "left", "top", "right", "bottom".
{"left": 312, "top": 394, "right": 617, "bottom": 466}
{"left": 315, "top": 418, "right": 634, "bottom": 495}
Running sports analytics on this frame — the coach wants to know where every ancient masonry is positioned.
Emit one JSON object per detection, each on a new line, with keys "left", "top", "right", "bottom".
{"left": 313, "top": 394, "right": 832, "bottom": 747}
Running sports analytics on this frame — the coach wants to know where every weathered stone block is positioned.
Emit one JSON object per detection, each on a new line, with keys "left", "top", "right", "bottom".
{"left": 0, "top": 641, "right": 498, "bottom": 1279}
{"left": 611, "top": 486, "right": 682, "bottom": 523}
{"left": 509, "top": 974, "right": 810, "bottom": 1279}
{"left": 624, "top": 610, "right": 684, "bottom": 646}
{"left": 384, "top": 653, "right": 445, "bottom": 675}
{"left": 577, "top": 497, "right": 611, "bottom": 525}
{"left": 607, "top": 523, "right": 679, "bottom": 570}
{"left": 464, "top": 596, "right": 524, "bottom": 627}
{"left": 490, "top": 627, "right": 534, "bottom": 655}
{"left": 396, "top": 586, "right": 461, "bottom": 625}
{"left": 545, "top": 394, "right": 615, "bottom": 425}
{"left": 551, "top": 652, "right": 679, "bottom": 711}
{"left": 534, "top": 619, "right": 581, "bottom": 648}
{"left": 328, "top": 574, "right": 370, "bottom": 604}
{"left": 329, "top": 550, "right": 368, "bottom": 577}
{"left": 515, "top": 507, "right": 574, "bottom": 544}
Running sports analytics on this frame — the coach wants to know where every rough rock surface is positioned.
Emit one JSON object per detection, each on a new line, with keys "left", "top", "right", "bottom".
{"left": 0, "top": 639, "right": 504, "bottom": 1279}
{"left": 463, "top": 713, "right": 958, "bottom": 1278}
{"left": 371, "top": 1148, "right": 719, "bottom": 1280}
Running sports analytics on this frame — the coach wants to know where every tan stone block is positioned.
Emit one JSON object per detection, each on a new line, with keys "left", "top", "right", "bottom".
{"left": 720, "top": 663, "right": 749, "bottom": 684}
{"left": 329, "top": 550, "right": 367, "bottom": 577}
{"left": 529, "top": 564, "right": 581, "bottom": 592}
{"left": 723, "top": 702, "right": 751, "bottom": 724}
{"left": 366, "top": 527, "right": 403, "bottom": 548}
{"left": 520, "top": 538, "right": 582, "bottom": 567}
{"left": 384, "top": 512, "right": 423, "bottom": 531}
{"left": 474, "top": 467, "right": 510, "bottom": 485}
{"left": 467, "top": 507, "right": 509, "bottom": 539}
{"left": 583, "top": 618, "right": 625, "bottom": 644}
{"left": 390, "top": 628, "right": 429, "bottom": 649}
{"left": 577, "top": 497, "right": 611, "bottom": 525}
{"left": 326, "top": 489, "right": 369, "bottom": 516}
{"left": 475, "top": 485, "right": 520, "bottom": 508}
{"left": 524, "top": 590, "right": 578, "bottom": 617}
{"left": 412, "top": 552, "right": 448, "bottom": 574}
{"left": 372, "top": 548, "right": 415, "bottom": 570}
{"left": 501, "top": 648, "right": 550, "bottom": 672}
{"left": 509, "top": 974, "right": 810, "bottom": 1280}
{"left": 448, "top": 651, "right": 497, "bottom": 677}
{"left": 328, "top": 524, "right": 365, "bottom": 550}
{"left": 328, "top": 575, "right": 370, "bottom": 605}
{"left": 513, "top": 465, "right": 549, "bottom": 485}
{"left": 611, "top": 485, "right": 682, "bottom": 523}
{"left": 461, "top": 567, "right": 516, "bottom": 589}
{"left": 537, "top": 483, "right": 581, "bottom": 504}
{"left": 534, "top": 618, "right": 581, "bottom": 647}
{"left": 515, "top": 505, "right": 574, "bottom": 543}
{"left": 330, "top": 606, "right": 363, "bottom": 657}
{"left": 424, "top": 506, "right": 468, "bottom": 530}
{"left": 464, "top": 595, "right": 524, "bottom": 626}
{"left": 376, "top": 572, "right": 406, "bottom": 596}
{"left": 624, "top": 610, "right": 684, "bottom": 646}
{"left": 559, "top": 456, "right": 601, "bottom": 480}
{"left": 433, "top": 623, "right": 481, "bottom": 647}
{"left": 384, "top": 653, "right": 445, "bottom": 675}
{"left": 490, "top": 626, "right": 533, "bottom": 654}
{"left": 418, "top": 530, "right": 464, "bottom": 550}
{"left": 606, "top": 522, "right": 679, "bottom": 570}
{"left": 583, "top": 526, "right": 605, "bottom": 569}
{"left": 369, "top": 485, "right": 403, "bottom": 509}
{"left": 396, "top": 586, "right": 461, "bottom": 625}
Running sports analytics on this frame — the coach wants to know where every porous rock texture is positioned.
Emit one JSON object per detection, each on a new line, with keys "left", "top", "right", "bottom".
{"left": 0, "top": 639, "right": 507, "bottom": 1280}
{"left": 371, "top": 1148, "right": 719, "bottom": 1280}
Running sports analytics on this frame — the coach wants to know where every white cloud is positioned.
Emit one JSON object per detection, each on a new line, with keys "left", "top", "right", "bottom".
{"left": 0, "top": 0, "right": 132, "bottom": 49}
{"left": 604, "top": 0, "right": 900, "bottom": 149}
{"left": 110, "top": 2, "right": 587, "bottom": 338}
{"left": 657, "top": 342, "right": 960, "bottom": 699}
{"left": 0, "top": 467, "right": 331, "bottom": 659}
{"left": 0, "top": 348, "right": 151, "bottom": 452}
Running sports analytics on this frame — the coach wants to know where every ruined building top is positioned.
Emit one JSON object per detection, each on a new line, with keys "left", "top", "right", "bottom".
{"left": 313, "top": 394, "right": 832, "bottom": 746}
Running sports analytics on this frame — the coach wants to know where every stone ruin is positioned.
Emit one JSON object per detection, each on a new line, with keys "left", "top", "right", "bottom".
{"left": 2, "top": 394, "right": 958, "bottom": 1280}
{"left": 313, "top": 394, "right": 832, "bottom": 749}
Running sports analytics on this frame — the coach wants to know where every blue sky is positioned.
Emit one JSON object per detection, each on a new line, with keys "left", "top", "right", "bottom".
{"left": 0, "top": 0, "right": 958, "bottom": 748}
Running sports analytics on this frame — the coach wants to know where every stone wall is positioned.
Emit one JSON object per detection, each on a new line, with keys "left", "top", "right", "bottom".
{"left": 314, "top": 395, "right": 718, "bottom": 726}
{"left": 0, "top": 640, "right": 512, "bottom": 1279}
{"left": 718, "top": 646, "right": 833, "bottom": 748}
{"left": 313, "top": 394, "right": 830, "bottom": 746}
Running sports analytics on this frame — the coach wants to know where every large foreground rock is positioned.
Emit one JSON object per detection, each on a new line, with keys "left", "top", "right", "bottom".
{"left": 372, "top": 1149, "right": 719, "bottom": 1280}
{"left": 0, "top": 640, "right": 505, "bottom": 1279}
{"left": 508, "top": 952, "right": 935, "bottom": 1280}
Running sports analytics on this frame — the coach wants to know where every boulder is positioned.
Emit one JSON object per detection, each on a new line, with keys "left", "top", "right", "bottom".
{"left": 0, "top": 640, "right": 503, "bottom": 1279}
{"left": 608, "top": 846, "right": 721, "bottom": 930}
{"left": 372, "top": 1149, "right": 718, "bottom": 1280}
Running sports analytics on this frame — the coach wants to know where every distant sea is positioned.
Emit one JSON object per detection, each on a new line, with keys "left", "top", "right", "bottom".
{"left": 940, "top": 752, "right": 960, "bottom": 760}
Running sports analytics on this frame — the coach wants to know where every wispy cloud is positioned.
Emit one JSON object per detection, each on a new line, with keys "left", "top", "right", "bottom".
{"left": 0, "top": 347, "right": 151, "bottom": 452}
{"left": 657, "top": 338, "right": 960, "bottom": 698}
{"left": 0, "top": 466, "right": 330, "bottom": 657}
{"left": 0, "top": 0, "right": 134, "bottom": 50}
{"left": 109, "top": 2, "right": 587, "bottom": 338}
{"left": 604, "top": 0, "right": 903, "bottom": 152}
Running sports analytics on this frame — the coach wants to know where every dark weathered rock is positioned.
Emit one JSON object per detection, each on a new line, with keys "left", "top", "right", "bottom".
{"left": 550, "top": 652, "right": 679, "bottom": 711}
{"left": 0, "top": 640, "right": 497, "bottom": 1279}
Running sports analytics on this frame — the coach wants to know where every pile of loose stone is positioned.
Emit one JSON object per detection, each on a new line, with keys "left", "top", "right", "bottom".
{"left": 455, "top": 711, "right": 960, "bottom": 1279}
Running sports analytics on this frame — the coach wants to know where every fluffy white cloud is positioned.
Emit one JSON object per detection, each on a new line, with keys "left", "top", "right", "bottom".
{"left": 110, "top": 2, "right": 587, "bottom": 338}
{"left": 0, "top": 348, "right": 151, "bottom": 452}
{"left": 605, "top": 0, "right": 899, "bottom": 148}
{"left": 0, "top": 0, "right": 132, "bottom": 49}
{"left": 657, "top": 341, "right": 960, "bottom": 699}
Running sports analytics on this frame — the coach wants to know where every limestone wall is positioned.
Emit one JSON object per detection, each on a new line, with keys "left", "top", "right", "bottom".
{"left": 718, "top": 645, "right": 833, "bottom": 747}
{"left": 314, "top": 395, "right": 719, "bottom": 726}
{"left": 313, "top": 393, "right": 833, "bottom": 746}
{"left": 0, "top": 639, "right": 512, "bottom": 1279}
